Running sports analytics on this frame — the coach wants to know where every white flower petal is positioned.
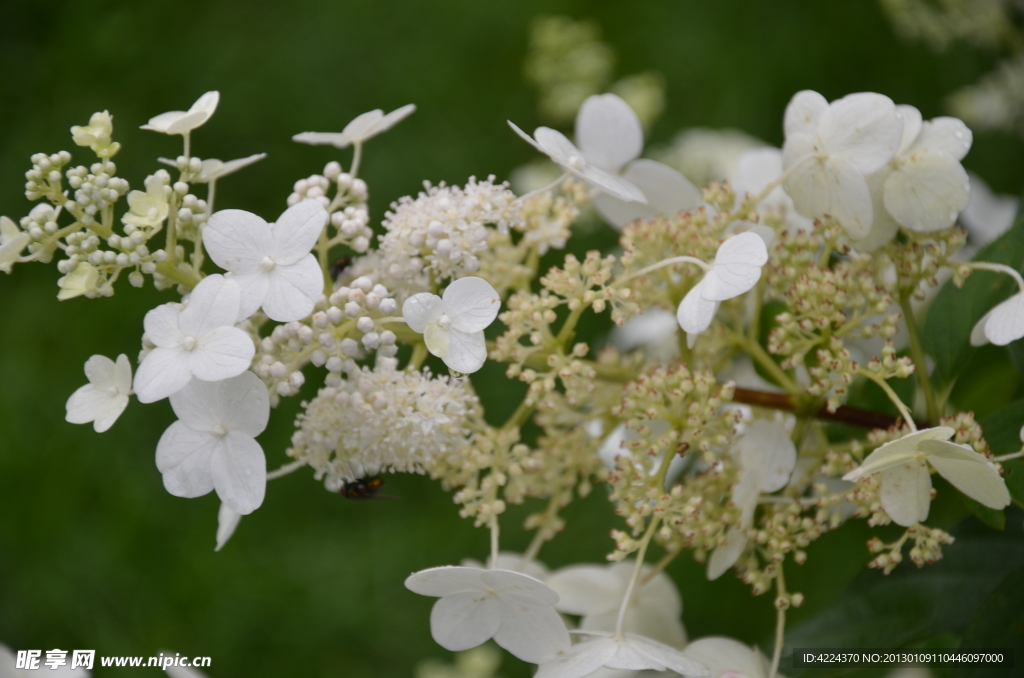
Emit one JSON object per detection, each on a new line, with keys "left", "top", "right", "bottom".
{"left": 83, "top": 354, "right": 117, "bottom": 390}
{"left": 210, "top": 431, "right": 266, "bottom": 515}
{"left": 230, "top": 270, "right": 270, "bottom": 322}
{"left": 736, "top": 420, "right": 797, "bottom": 493}
{"left": 215, "top": 503, "right": 242, "bottom": 552}
{"left": 262, "top": 256, "right": 322, "bottom": 322}
{"left": 179, "top": 275, "right": 242, "bottom": 337}
{"left": 442, "top": 276, "right": 501, "bottom": 333}
{"left": 843, "top": 427, "right": 955, "bottom": 481}
{"left": 895, "top": 105, "right": 923, "bottom": 154}
{"left": 66, "top": 385, "right": 128, "bottom": 432}
{"left": 144, "top": 303, "right": 184, "bottom": 348}
{"left": 188, "top": 91, "right": 220, "bottom": 118}
{"left": 204, "top": 153, "right": 266, "bottom": 182}
{"left": 701, "top": 232, "right": 768, "bottom": 301}
{"left": 114, "top": 354, "right": 133, "bottom": 393}
{"left": 921, "top": 440, "right": 1011, "bottom": 510}
{"left": 883, "top": 149, "right": 970, "bottom": 232}
{"left": 707, "top": 528, "right": 748, "bottom": 581}
{"left": 535, "top": 637, "right": 619, "bottom": 678}
{"left": 134, "top": 347, "right": 193, "bottom": 403}
{"left": 684, "top": 637, "right": 768, "bottom": 678}
{"left": 784, "top": 150, "right": 874, "bottom": 239}
{"left": 579, "top": 164, "right": 648, "bottom": 204}
{"left": 984, "top": 292, "right": 1024, "bottom": 346}
{"left": 442, "top": 328, "right": 487, "bottom": 373}
{"left": 622, "top": 634, "right": 709, "bottom": 676}
{"left": 430, "top": 592, "right": 503, "bottom": 652}
{"left": 819, "top": 92, "right": 902, "bottom": 174}
{"left": 508, "top": 121, "right": 553, "bottom": 158}
{"left": 494, "top": 601, "right": 571, "bottom": 663}
{"left": 627, "top": 159, "right": 702, "bottom": 214}
{"left": 547, "top": 565, "right": 624, "bottom": 615}
{"left": 270, "top": 200, "right": 328, "bottom": 265}
{"left": 405, "top": 566, "right": 485, "bottom": 596}
{"left": 403, "top": 293, "right": 444, "bottom": 333}
{"left": 852, "top": 170, "right": 902, "bottom": 252}
{"left": 575, "top": 93, "right": 644, "bottom": 172}
{"left": 0, "top": 231, "right": 30, "bottom": 272}
{"left": 170, "top": 372, "right": 269, "bottom": 436}
{"left": 291, "top": 132, "right": 349, "bottom": 147}
{"left": 343, "top": 109, "right": 385, "bottom": 142}
{"left": 189, "top": 326, "right": 255, "bottom": 382}
{"left": 425, "top": 323, "right": 450, "bottom": 358}
{"left": 534, "top": 127, "right": 581, "bottom": 166}
{"left": 961, "top": 172, "right": 1018, "bottom": 247}
{"left": 783, "top": 90, "right": 829, "bottom": 137}
{"left": 880, "top": 461, "right": 932, "bottom": 527}
{"left": 914, "top": 117, "right": 972, "bottom": 161}
{"left": 592, "top": 192, "right": 656, "bottom": 229}
{"left": 676, "top": 281, "right": 718, "bottom": 335}
{"left": 203, "top": 209, "right": 273, "bottom": 274}
{"left": 375, "top": 103, "right": 417, "bottom": 135}
{"left": 156, "top": 421, "right": 218, "bottom": 498}
{"left": 480, "top": 568, "right": 560, "bottom": 606}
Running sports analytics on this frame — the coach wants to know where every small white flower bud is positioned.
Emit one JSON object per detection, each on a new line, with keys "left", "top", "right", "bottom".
{"left": 326, "top": 306, "right": 343, "bottom": 324}
{"left": 129, "top": 271, "right": 145, "bottom": 287}
{"left": 356, "top": 317, "right": 374, "bottom": 333}
{"left": 269, "top": 361, "right": 287, "bottom": 379}
{"left": 352, "top": 236, "right": 369, "bottom": 253}
{"left": 173, "top": 182, "right": 189, "bottom": 195}
{"left": 326, "top": 356, "right": 343, "bottom": 373}
{"left": 288, "top": 371, "right": 305, "bottom": 389}
{"left": 345, "top": 301, "right": 361, "bottom": 317}
{"left": 380, "top": 330, "right": 396, "bottom": 346}
{"left": 324, "top": 161, "right": 341, "bottom": 180}
{"left": 341, "top": 338, "right": 360, "bottom": 356}
{"left": 361, "top": 332, "right": 380, "bottom": 349}
{"left": 312, "top": 311, "right": 329, "bottom": 329}
{"left": 297, "top": 325, "right": 314, "bottom": 343}
{"left": 379, "top": 298, "right": 397, "bottom": 315}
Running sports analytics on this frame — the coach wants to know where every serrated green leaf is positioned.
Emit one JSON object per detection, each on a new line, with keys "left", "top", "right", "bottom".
{"left": 923, "top": 215, "right": 1024, "bottom": 385}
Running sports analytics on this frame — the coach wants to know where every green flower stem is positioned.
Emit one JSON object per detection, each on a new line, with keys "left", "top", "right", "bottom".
{"left": 858, "top": 369, "right": 917, "bottom": 431}
{"left": 155, "top": 262, "right": 199, "bottom": 289}
{"left": 899, "top": 294, "right": 939, "bottom": 424}
{"left": 728, "top": 330, "right": 801, "bottom": 395}
{"left": 769, "top": 567, "right": 787, "bottom": 678}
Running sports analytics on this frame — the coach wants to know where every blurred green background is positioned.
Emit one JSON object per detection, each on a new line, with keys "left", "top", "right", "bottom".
{"left": 2, "top": 1, "right": 1024, "bottom": 677}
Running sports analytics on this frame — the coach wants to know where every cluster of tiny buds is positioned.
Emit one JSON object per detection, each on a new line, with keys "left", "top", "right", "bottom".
{"left": 65, "top": 160, "right": 130, "bottom": 227}
{"left": 867, "top": 525, "right": 955, "bottom": 574}
{"left": 253, "top": 276, "right": 399, "bottom": 397}
{"left": 24, "top": 151, "right": 73, "bottom": 200}
{"left": 863, "top": 341, "right": 915, "bottom": 379}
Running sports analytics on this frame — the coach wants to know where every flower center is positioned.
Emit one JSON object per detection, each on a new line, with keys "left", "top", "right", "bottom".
{"left": 438, "top": 313, "right": 452, "bottom": 328}
{"left": 260, "top": 255, "right": 277, "bottom": 272}
{"left": 212, "top": 423, "right": 229, "bottom": 437}
{"left": 567, "top": 155, "right": 585, "bottom": 170}
{"left": 181, "top": 335, "right": 197, "bottom": 351}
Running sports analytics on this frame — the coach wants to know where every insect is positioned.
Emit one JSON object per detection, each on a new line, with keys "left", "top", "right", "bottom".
{"left": 337, "top": 475, "right": 397, "bottom": 500}
{"left": 329, "top": 255, "right": 354, "bottom": 280}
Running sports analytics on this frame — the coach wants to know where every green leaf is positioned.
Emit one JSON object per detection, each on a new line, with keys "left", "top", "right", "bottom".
{"left": 784, "top": 525, "right": 1024, "bottom": 676}
{"left": 953, "top": 565, "right": 1024, "bottom": 678}
{"left": 979, "top": 400, "right": 1024, "bottom": 508}
{"left": 949, "top": 345, "right": 1020, "bottom": 418}
{"left": 923, "top": 215, "right": 1024, "bottom": 385}
{"left": 960, "top": 494, "right": 1006, "bottom": 530}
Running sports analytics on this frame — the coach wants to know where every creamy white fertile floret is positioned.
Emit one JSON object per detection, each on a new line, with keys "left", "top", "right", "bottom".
{"left": 65, "top": 354, "right": 132, "bottom": 433}
{"left": 155, "top": 372, "right": 270, "bottom": 515}
{"left": 0, "top": 216, "right": 30, "bottom": 273}
{"left": 204, "top": 200, "right": 328, "bottom": 322}
{"left": 403, "top": 276, "right": 501, "bottom": 374}
{"left": 575, "top": 93, "right": 701, "bottom": 228}
{"left": 133, "top": 274, "right": 255, "bottom": 403}
{"left": 140, "top": 91, "right": 220, "bottom": 135}
{"left": 782, "top": 90, "right": 904, "bottom": 238}
{"left": 287, "top": 360, "right": 478, "bottom": 490}
{"left": 378, "top": 177, "right": 517, "bottom": 282}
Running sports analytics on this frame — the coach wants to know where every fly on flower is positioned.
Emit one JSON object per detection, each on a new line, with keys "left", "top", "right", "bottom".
{"left": 337, "top": 475, "right": 398, "bottom": 500}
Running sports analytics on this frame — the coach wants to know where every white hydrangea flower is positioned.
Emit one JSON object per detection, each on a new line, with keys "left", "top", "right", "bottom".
{"left": 782, "top": 90, "right": 904, "bottom": 238}
{"left": 728, "top": 147, "right": 812, "bottom": 232}
{"left": 215, "top": 503, "right": 242, "bottom": 552}
{"left": 574, "top": 94, "right": 701, "bottom": 228}
{"left": 141, "top": 91, "right": 220, "bottom": 135}
{"left": 707, "top": 421, "right": 796, "bottom": 581}
{"left": 0, "top": 216, "right": 30, "bottom": 273}
{"left": 156, "top": 371, "right": 269, "bottom": 515}
{"left": 288, "top": 360, "right": 478, "bottom": 491}
{"left": 56, "top": 262, "right": 99, "bottom": 300}
{"left": 610, "top": 307, "right": 680, "bottom": 361}
{"left": 204, "top": 200, "right": 328, "bottom": 322}
{"left": 853, "top": 105, "right": 972, "bottom": 250}
{"left": 65, "top": 354, "right": 132, "bottom": 433}
{"left": 122, "top": 174, "right": 170, "bottom": 229}
{"left": 292, "top": 104, "right": 416, "bottom": 148}
{"left": 676, "top": 232, "right": 769, "bottom": 347}
{"left": 535, "top": 632, "right": 708, "bottom": 678}
{"left": 546, "top": 561, "right": 686, "bottom": 648}
{"left": 461, "top": 552, "right": 550, "bottom": 582}
{"left": 0, "top": 643, "right": 90, "bottom": 676}
{"left": 971, "top": 286, "right": 1024, "bottom": 347}
{"left": 405, "top": 565, "right": 571, "bottom": 664}
{"left": 683, "top": 636, "right": 775, "bottom": 678}
{"left": 652, "top": 127, "right": 765, "bottom": 187}
{"left": 508, "top": 121, "right": 647, "bottom": 203}
{"left": 379, "top": 177, "right": 517, "bottom": 283}
{"left": 133, "top": 274, "right": 255, "bottom": 403}
{"left": 403, "top": 276, "right": 501, "bottom": 374}
{"left": 961, "top": 171, "right": 1018, "bottom": 249}
{"left": 196, "top": 154, "right": 267, "bottom": 183}
{"left": 843, "top": 427, "right": 1011, "bottom": 527}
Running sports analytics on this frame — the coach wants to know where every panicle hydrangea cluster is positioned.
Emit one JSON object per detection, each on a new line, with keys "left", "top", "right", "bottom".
{"left": 8, "top": 75, "right": 1024, "bottom": 678}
